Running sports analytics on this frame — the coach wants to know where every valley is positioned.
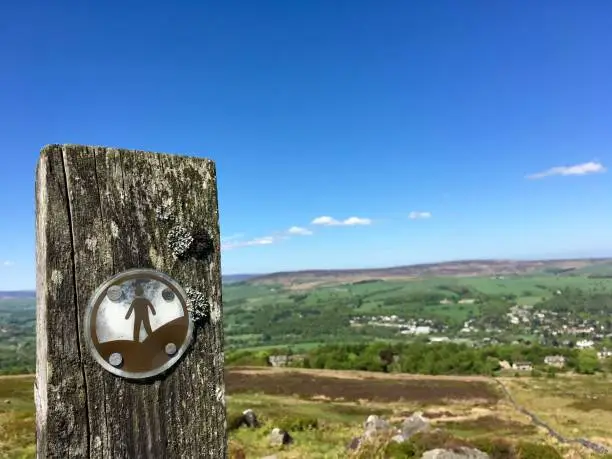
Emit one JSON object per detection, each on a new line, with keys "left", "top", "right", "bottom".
{"left": 2, "top": 258, "right": 612, "bottom": 457}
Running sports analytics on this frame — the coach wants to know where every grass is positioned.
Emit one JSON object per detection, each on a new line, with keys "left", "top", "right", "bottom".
{"left": 0, "top": 375, "right": 36, "bottom": 459}
{"left": 501, "top": 374, "right": 612, "bottom": 449}
{"left": 1, "top": 370, "right": 610, "bottom": 458}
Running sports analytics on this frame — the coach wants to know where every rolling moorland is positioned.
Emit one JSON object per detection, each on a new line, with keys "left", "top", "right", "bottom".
{"left": 2, "top": 258, "right": 612, "bottom": 457}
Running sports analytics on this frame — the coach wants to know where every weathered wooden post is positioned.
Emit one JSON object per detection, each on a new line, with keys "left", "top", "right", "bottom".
{"left": 35, "top": 145, "right": 226, "bottom": 458}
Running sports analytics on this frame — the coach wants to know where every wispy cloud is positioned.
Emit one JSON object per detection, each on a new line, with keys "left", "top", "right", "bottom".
{"left": 221, "top": 233, "right": 245, "bottom": 243}
{"left": 408, "top": 211, "right": 432, "bottom": 220}
{"left": 222, "top": 215, "right": 370, "bottom": 251}
{"left": 311, "top": 216, "right": 372, "bottom": 226}
{"left": 287, "top": 226, "right": 313, "bottom": 236}
{"left": 1, "top": 260, "right": 14, "bottom": 267}
{"left": 222, "top": 236, "right": 276, "bottom": 251}
{"left": 343, "top": 217, "right": 372, "bottom": 226}
{"left": 526, "top": 161, "right": 606, "bottom": 179}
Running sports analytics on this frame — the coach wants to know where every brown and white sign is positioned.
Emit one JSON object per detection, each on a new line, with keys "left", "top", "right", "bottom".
{"left": 84, "top": 268, "right": 194, "bottom": 379}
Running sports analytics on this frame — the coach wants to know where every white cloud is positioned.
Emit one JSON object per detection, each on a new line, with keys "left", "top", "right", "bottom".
{"left": 2, "top": 260, "right": 14, "bottom": 267}
{"left": 287, "top": 226, "right": 313, "bottom": 236}
{"left": 311, "top": 216, "right": 340, "bottom": 226}
{"left": 248, "top": 236, "right": 275, "bottom": 245}
{"left": 343, "top": 216, "right": 372, "bottom": 226}
{"left": 526, "top": 161, "right": 606, "bottom": 179}
{"left": 311, "top": 216, "right": 372, "bottom": 226}
{"left": 409, "top": 211, "right": 432, "bottom": 220}
{"left": 221, "top": 233, "right": 244, "bottom": 243}
{"left": 222, "top": 236, "right": 276, "bottom": 251}
{"left": 222, "top": 214, "right": 372, "bottom": 252}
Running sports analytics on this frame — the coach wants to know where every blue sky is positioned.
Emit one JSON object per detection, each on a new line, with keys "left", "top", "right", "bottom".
{"left": 1, "top": 1, "right": 612, "bottom": 289}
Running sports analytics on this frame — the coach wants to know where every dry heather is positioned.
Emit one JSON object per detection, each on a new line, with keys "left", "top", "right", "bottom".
{"left": 1, "top": 370, "right": 609, "bottom": 458}
{"left": 226, "top": 367, "right": 500, "bottom": 405}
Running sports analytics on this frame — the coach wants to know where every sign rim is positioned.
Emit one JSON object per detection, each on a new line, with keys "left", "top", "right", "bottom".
{"left": 83, "top": 268, "right": 195, "bottom": 380}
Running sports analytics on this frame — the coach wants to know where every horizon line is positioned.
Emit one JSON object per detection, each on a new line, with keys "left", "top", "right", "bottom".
{"left": 6, "top": 254, "right": 612, "bottom": 291}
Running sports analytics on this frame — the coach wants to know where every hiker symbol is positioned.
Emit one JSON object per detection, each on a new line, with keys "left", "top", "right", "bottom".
{"left": 84, "top": 268, "right": 194, "bottom": 379}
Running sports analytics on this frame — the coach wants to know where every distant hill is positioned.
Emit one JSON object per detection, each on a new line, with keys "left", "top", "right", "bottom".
{"left": 223, "top": 274, "right": 258, "bottom": 284}
{"left": 0, "top": 275, "right": 258, "bottom": 297}
{"left": 4, "top": 259, "right": 612, "bottom": 295}
{"left": 246, "top": 257, "right": 612, "bottom": 288}
{"left": 0, "top": 291, "right": 35, "bottom": 299}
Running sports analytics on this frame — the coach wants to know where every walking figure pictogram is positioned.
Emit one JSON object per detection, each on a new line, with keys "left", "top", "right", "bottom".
{"left": 125, "top": 284, "right": 156, "bottom": 342}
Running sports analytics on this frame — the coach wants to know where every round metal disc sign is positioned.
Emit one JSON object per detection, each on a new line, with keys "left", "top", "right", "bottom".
{"left": 84, "top": 268, "right": 194, "bottom": 380}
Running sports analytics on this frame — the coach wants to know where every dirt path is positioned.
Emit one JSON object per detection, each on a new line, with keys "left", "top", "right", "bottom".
{"left": 229, "top": 366, "right": 494, "bottom": 382}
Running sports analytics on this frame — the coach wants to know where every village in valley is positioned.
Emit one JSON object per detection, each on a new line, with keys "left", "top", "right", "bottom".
{"left": 348, "top": 298, "right": 612, "bottom": 373}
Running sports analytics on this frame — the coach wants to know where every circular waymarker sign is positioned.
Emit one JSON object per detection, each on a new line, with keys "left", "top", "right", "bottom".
{"left": 84, "top": 268, "right": 194, "bottom": 380}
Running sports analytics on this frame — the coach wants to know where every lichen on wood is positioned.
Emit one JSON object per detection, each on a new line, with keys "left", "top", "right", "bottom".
{"left": 167, "top": 225, "right": 194, "bottom": 258}
{"left": 35, "top": 144, "right": 225, "bottom": 459}
{"left": 185, "top": 286, "right": 210, "bottom": 323}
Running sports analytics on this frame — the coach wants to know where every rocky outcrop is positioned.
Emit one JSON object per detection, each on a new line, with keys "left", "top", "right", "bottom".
{"left": 350, "top": 413, "right": 490, "bottom": 458}
{"left": 241, "top": 409, "right": 260, "bottom": 428}
{"left": 400, "top": 411, "right": 431, "bottom": 439}
{"left": 269, "top": 427, "right": 293, "bottom": 446}
{"left": 421, "top": 447, "right": 489, "bottom": 459}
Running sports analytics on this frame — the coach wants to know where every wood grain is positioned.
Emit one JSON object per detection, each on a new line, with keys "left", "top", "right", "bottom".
{"left": 35, "top": 145, "right": 225, "bottom": 459}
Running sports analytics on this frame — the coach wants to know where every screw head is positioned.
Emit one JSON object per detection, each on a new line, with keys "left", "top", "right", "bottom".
{"left": 165, "top": 343, "right": 177, "bottom": 356}
{"left": 162, "top": 288, "right": 175, "bottom": 301}
{"left": 109, "top": 352, "right": 123, "bottom": 367}
{"left": 107, "top": 286, "right": 123, "bottom": 302}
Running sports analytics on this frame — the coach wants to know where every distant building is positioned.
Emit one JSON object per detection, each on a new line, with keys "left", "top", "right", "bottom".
{"left": 499, "top": 360, "right": 512, "bottom": 370}
{"left": 544, "top": 355, "right": 566, "bottom": 368}
{"left": 597, "top": 349, "right": 612, "bottom": 360}
{"left": 401, "top": 325, "right": 431, "bottom": 335}
{"left": 576, "top": 339, "right": 594, "bottom": 349}
{"left": 267, "top": 354, "right": 305, "bottom": 367}
{"left": 267, "top": 355, "right": 289, "bottom": 367}
{"left": 429, "top": 336, "right": 450, "bottom": 343}
{"left": 512, "top": 361, "right": 533, "bottom": 372}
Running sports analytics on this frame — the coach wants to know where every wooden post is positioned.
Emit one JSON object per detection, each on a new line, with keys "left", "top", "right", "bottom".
{"left": 35, "top": 145, "right": 226, "bottom": 458}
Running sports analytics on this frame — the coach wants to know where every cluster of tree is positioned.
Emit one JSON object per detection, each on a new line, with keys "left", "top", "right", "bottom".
{"left": 226, "top": 341, "right": 611, "bottom": 376}
{"left": 0, "top": 299, "right": 36, "bottom": 375}
{"left": 0, "top": 339, "right": 35, "bottom": 375}
{"left": 534, "top": 287, "right": 612, "bottom": 314}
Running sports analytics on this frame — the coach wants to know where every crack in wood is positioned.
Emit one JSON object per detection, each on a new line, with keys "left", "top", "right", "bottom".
{"left": 60, "top": 147, "right": 92, "bottom": 458}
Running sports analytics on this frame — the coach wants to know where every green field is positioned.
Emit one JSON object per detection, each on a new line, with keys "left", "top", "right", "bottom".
{"left": 220, "top": 272, "right": 612, "bottom": 349}
{"left": 2, "top": 370, "right": 610, "bottom": 458}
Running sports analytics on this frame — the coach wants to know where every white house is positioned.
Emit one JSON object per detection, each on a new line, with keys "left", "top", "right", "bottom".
{"left": 597, "top": 349, "right": 612, "bottom": 360}
{"left": 544, "top": 355, "right": 566, "bottom": 368}
{"left": 576, "top": 339, "right": 594, "bottom": 349}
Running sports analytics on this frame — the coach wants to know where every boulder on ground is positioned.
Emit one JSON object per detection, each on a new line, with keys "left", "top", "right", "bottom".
{"left": 242, "top": 409, "right": 260, "bottom": 428}
{"left": 364, "top": 414, "right": 393, "bottom": 433}
{"left": 269, "top": 427, "right": 293, "bottom": 446}
{"left": 421, "top": 447, "right": 490, "bottom": 459}
{"left": 400, "top": 411, "right": 431, "bottom": 440}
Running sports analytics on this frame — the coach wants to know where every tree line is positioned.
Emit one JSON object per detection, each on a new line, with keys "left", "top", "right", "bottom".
{"left": 226, "top": 341, "right": 609, "bottom": 376}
